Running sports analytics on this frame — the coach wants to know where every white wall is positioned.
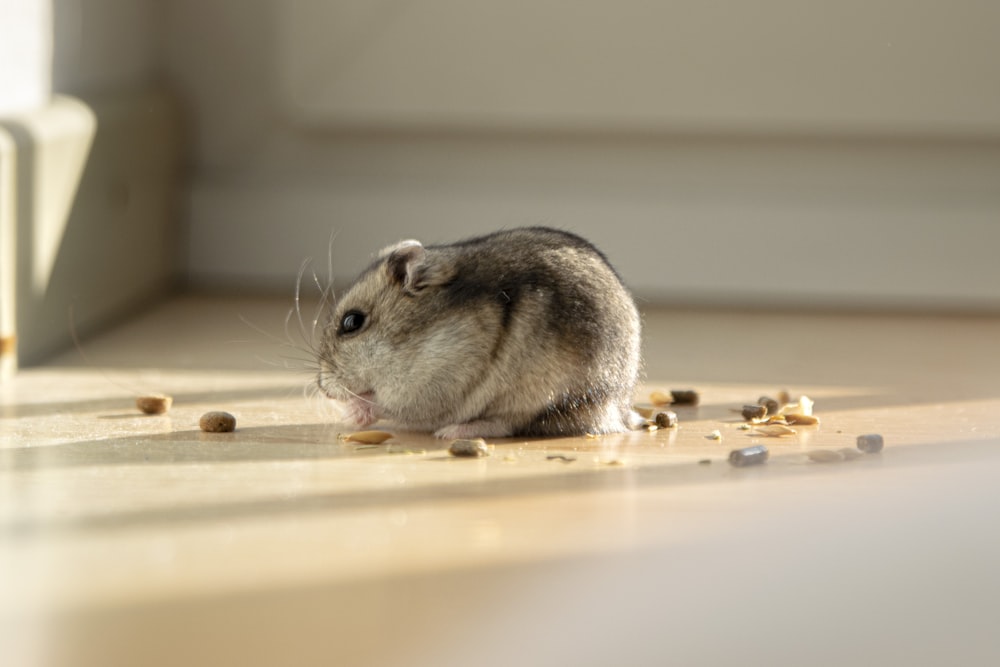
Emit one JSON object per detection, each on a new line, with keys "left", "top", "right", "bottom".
{"left": 51, "top": 0, "right": 161, "bottom": 94}
{"left": 0, "top": 0, "right": 51, "bottom": 114}
{"left": 2, "top": 0, "right": 182, "bottom": 365}
{"left": 164, "top": 0, "right": 1000, "bottom": 311}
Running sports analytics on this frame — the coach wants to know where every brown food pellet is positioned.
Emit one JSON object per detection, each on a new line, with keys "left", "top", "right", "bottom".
{"left": 654, "top": 410, "right": 678, "bottom": 428}
{"left": 448, "top": 438, "right": 490, "bottom": 458}
{"left": 670, "top": 389, "right": 700, "bottom": 405}
{"left": 199, "top": 411, "right": 236, "bottom": 432}
{"left": 136, "top": 394, "right": 172, "bottom": 415}
{"left": 757, "top": 396, "right": 780, "bottom": 416}
{"left": 741, "top": 404, "right": 767, "bottom": 421}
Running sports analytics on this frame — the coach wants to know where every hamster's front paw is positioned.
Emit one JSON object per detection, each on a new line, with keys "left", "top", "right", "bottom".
{"left": 435, "top": 420, "right": 512, "bottom": 440}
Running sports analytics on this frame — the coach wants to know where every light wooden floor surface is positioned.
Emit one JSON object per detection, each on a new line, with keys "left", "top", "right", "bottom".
{"left": 3, "top": 295, "right": 1000, "bottom": 667}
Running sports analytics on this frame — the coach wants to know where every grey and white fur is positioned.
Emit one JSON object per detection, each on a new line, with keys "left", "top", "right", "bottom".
{"left": 317, "top": 227, "right": 642, "bottom": 439}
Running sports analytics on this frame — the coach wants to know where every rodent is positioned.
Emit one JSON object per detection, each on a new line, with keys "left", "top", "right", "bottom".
{"left": 317, "top": 227, "right": 642, "bottom": 439}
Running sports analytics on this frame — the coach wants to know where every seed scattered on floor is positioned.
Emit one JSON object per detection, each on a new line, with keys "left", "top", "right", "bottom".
{"left": 136, "top": 394, "right": 172, "bottom": 415}
{"left": 856, "top": 433, "right": 884, "bottom": 453}
{"left": 199, "top": 411, "right": 236, "bottom": 433}
{"left": 752, "top": 424, "right": 797, "bottom": 437}
{"left": 650, "top": 390, "right": 672, "bottom": 406}
{"left": 633, "top": 406, "right": 655, "bottom": 419}
{"left": 698, "top": 459, "right": 712, "bottom": 465}
{"left": 706, "top": 429, "right": 722, "bottom": 441}
{"left": 737, "top": 423, "right": 752, "bottom": 431}
{"left": 729, "top": 445, "right": 769, "bottom": 467}
{"left": 671, "top": 389, "right": 700, "bottom": 406}
{"left": 340, "top": 430, "right": 393, "bottom": 444}
{"left": 798, "top": 395, "right": 815, "bottom": 416}
{"left": 448, "top": 438, "right": 490, "bottom": 458}
{"left": 546, "top": 454, "right": 577, "bottom": 463}
{"left": 655, "top": 410, "right": 678, "bottom": 428}
{"left": 784, "top": 413, "right": 820, "bottom": 426}
{"left": 741, "top": 404, "right": 767, "bottom": 421}
{"left": 807, "top": 449, "right": 845, "bottom": 463}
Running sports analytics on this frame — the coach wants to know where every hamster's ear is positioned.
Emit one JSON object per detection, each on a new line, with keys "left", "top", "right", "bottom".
{"left": 383, "top": 240, "right": 454, "bottom": 293}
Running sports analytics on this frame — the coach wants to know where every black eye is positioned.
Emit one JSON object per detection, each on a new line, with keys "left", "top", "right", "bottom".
{"left": 338, "top": 310, "right": 366, "bottom": 335}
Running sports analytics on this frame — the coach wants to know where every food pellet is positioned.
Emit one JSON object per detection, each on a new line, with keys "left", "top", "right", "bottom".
{"left": 857, "top": 433, "right": 884, "bottom": 453}
{"left": 341, "top": 430, "right": 393, "bottom": 444}
{"left": 729, "top": 445, "right": 769, "bottom": 467}
{"left": 199, "top": 411, "right": 236, "bottom": 432}
{"left": 654, "top": 410, "right": 678, "bottom": 428}
{"left": 448, "top": 438, "right": 490, "bottom": 458}
{"left": 807, "top": 449, "right": 844, "bottom": 463}
{"left": 136, "top": 394, "right": 172, "bottom": 415}
{"left": 758, "top": 396, "right": 780, "bottom": 416}
{"left": 706, "top": 429, "right": 722, "bottom": 441}
{"left": 671, "top": 389, "right": 700, "bottom": 406}
{"left": 741, "top": 404, "right": 767, "bottom": 421}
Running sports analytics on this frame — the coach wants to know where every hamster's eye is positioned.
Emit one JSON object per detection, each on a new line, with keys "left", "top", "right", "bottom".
{"left": 338, "top": 310, "right": 366, "bottom": 336}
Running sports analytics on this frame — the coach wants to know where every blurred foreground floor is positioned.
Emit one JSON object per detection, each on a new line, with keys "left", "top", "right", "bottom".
{"left": 3, "top": 295, "right": 1000, "bottom": 667}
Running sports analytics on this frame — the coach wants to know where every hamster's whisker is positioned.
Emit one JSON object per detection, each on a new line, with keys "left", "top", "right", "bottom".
{"left": 343, "top": 387, "right": 376, "bottom": 405}
{"left": 293, "top": 259, "right": 316, "bottom": 352}
{"left": 308, "top": 267, "right": 335, "bottom": 350}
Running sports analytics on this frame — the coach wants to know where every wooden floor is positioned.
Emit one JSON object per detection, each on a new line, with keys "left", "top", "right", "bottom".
{"left": 3, "top": 295, "right": 1000, "bottom": 667}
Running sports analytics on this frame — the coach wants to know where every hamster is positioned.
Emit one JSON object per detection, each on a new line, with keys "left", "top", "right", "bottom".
{"left": 317, "top": 227, "right": 642, "bottom": 439}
